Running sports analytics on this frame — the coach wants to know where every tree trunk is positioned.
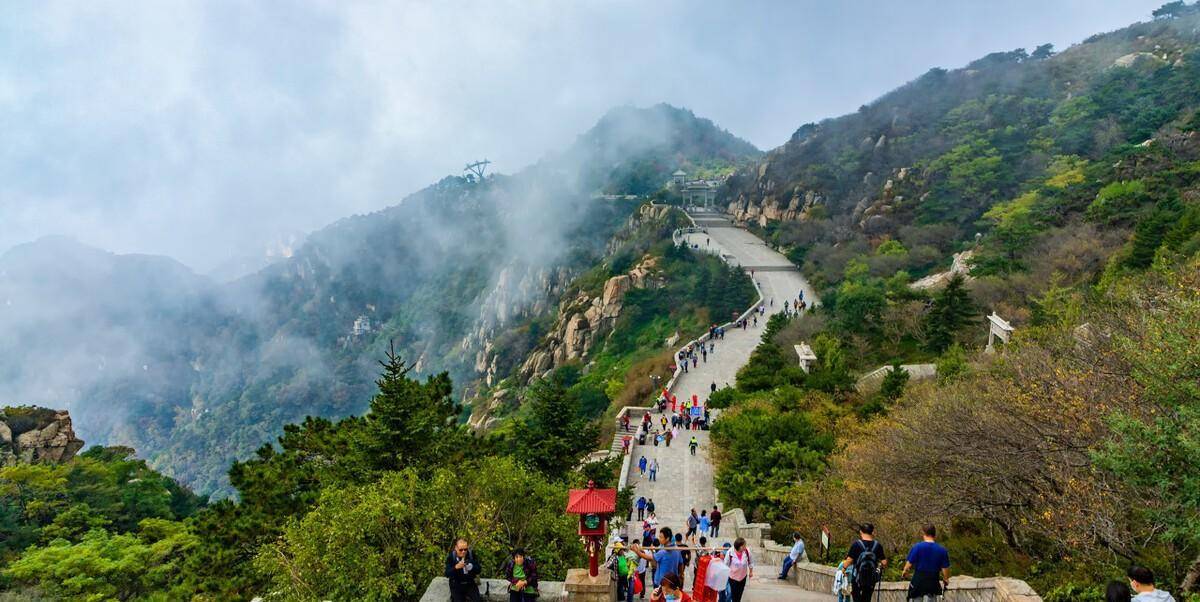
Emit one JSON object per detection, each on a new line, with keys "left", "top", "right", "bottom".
{"left": 1181, "top": 549, "right": 1200, "bottom": 594}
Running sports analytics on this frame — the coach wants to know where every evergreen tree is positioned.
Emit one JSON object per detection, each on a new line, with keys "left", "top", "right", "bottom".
{"left": 925, "top": 274, "right": 978, "bottom": 352}
{"left": 879, "top": 362, "right": 910, "bottom": 401}
{"left": 512, "top": 373, "right": 599, "bottom": 478}
{"left": 355, "top": 344, "right": 462, "bottom": 474}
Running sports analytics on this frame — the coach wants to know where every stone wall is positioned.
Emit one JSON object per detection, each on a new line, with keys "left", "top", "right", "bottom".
{"left": 420, "top": 577, "right": 566, "bottom": 602}
{"left": 723, "top": 507, "right": 1043, "bottom": 601}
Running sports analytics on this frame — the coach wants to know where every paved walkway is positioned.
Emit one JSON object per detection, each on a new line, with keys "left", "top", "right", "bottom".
{"left": 624, "top": 211, "right": 831, "bottom": 601}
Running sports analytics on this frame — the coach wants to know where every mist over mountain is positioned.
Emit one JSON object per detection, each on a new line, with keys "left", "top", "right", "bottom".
{"left": 0, "top": 104, "right": 757, "bottom": 495}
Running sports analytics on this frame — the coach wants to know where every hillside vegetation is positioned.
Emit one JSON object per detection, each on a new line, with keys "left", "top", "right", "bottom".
{"left": 707, "top": 5, "right": 1200, "bottom": 598}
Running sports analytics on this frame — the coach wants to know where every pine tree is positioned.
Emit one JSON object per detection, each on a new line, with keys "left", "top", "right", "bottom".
{"left": 356, "top": 343, "right": 460, "bottom": 473}
{"left": 925, "top": 274, "right": 978, "bottom": 353}
{"left": 512, "top": 372, "right": 600, "bottom": 478}
{"left": 879, "top": 362, "right": 909, "bottom": 401}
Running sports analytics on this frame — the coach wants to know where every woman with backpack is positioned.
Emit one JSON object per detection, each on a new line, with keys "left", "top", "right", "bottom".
{"left": 502, "top": 548, "right": 539, "bottom": 602}
{"left": 724, "top": 538, "right": 753, "bottom": 602}
{"left": 839, "top": 523, "right": 887, "bottom": 602}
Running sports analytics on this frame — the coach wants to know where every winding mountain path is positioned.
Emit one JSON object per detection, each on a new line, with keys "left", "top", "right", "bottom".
{"left": 623, "top": 209, "right": 830, "bottom": 601}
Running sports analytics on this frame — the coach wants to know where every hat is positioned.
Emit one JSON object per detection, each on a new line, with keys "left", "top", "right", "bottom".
{"left": 613, "top": 541, "right": 625, "bottom": 549}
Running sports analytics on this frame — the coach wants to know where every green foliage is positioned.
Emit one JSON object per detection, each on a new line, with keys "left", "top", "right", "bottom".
{"left": 935, "top": 344, "right": 970, "bottom": 383}
{"left": 806, "top": 333, "right": 854, "bottom": 394}
{"left": 925, "top": 275, "right": 978, "bottom": 353}
{"left": 879, "top": 363, "right": 909, "bottom": 401}
{"left": 3, "top": 520, "right": 199, "bottom": 601}
{"left": 705, "top": 387, "right": 741, "bottom": 410}
{"left": 1087, "top": 180, "right": 1151, "bottom": 224}
{"left": 1093, "top": 266, "right": 1200, "bottom": 578}
{"left": 355, "top": 347, "right": 463, "bottom": 474}
{"left": 510, "top": 373, "right": 601, "bottom": 477}
{"left": 711, "top": 400, "right": 833, "bottom": 522}
{"left": 735, "top": 341, "right": 805, "bottom": 393}
{"left": 875, "top": 240, "right": 907, "bottom": 257}
{"left": 255, "top": 458, "right": 584, "bottom": 601}
{"left": 0, "top": 447, "right": 204, "bottom": 561}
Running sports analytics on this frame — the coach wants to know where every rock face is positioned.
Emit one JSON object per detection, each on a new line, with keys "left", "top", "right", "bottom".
{"left": 0, "top": 407, "right": 85, "bottom": 466}
{"left": 519, "top": 256, "right": 662, "bottom": 382}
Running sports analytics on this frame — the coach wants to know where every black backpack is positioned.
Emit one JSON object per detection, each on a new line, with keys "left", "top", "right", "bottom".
{"left": 853, "top": 540, "right": 881, "bottom": 589}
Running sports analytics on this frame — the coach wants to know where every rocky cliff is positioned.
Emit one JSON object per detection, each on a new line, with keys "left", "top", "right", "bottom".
{"left": 0, "top": 406, "right": 85, "bottom": 466}
{"left": 517, "top": 255, "right": 662, "bottom": 384}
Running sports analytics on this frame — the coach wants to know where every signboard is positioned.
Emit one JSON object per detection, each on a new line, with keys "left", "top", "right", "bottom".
{"left": 820, "top": 526, "right": 830, "bottom": 553}
{"left": 691, "top": 405, "right": 702, "bottom": 418}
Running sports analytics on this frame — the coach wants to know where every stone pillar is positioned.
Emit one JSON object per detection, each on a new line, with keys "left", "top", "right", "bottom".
{"left": 564, "top": 568, "right": 614, "bottom": 602}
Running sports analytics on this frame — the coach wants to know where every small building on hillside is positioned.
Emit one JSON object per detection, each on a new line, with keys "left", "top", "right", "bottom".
{"left": 352, "top": 315, "right": 373, "bottom": 337}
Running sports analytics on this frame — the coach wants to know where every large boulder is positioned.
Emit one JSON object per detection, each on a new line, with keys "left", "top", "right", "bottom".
{"left": 1, "top": 407, "right": 85, "bottom": 466}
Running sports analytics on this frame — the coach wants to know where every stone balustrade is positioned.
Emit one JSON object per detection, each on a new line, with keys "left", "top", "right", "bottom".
{"left": 721, "top": 506, "right": 1043, "bottom": 601}
{"left": 420, "top": 577, "right": 566, "bottom": 602}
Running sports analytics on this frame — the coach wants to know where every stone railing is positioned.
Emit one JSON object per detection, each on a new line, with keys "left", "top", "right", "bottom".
{"left": 420, "top": 578, "right": 565, "bottom": 602}
{"left": 783, "top": 563, "right": 1041, "bottom": 602}
{"left": 722, "top": 508, "right": 1042, "bottom": 601}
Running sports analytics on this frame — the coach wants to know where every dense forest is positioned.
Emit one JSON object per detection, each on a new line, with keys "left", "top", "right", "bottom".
{"left": 705, "top": 5, "right": 1200, "bottom": 599}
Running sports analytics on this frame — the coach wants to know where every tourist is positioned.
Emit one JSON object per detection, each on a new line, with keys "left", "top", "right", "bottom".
{"left": 686, "top": 509, "right": 700, "bottom": 544}
{"left": 709, "top": 506, "right": 721, "bottom": 537}
{"left": 710, "top": 382, "right": 717, "bottom": 393}
{"left": 636, "top": 545, "right": 651, "bottom": 600}
{"left": 1106, "top": 580, "right": 1134, "bottom": 602}
{"left": 899, "top": 524, "right": 949, "bottom": 601}
{"left": 675, "top": 533, "right": 691, "bottom": 583}
{"left": 704, "top": 545, "right": 731, "bottom": 602}
{"left": 1127, "top": 566, "right": 1176, "bottom": 602}
{"left": 654, "top": 432, "right": 662, "bottom": 447}
{"left": 689, "top": 435, "right": 699, "bottom": 456}
{"left": 623, "top": 413, "right": 632, "bottom": 432}
{"left": 651, "top": 572, "right": 692, "bottom": 602}
{"left": 445, "top": 538, "right": 482, "bottom": 602}
{"left": 698, "top": 511, "right": 710, "bottom": 539}
{"left": 838, "top": 523, "right": 886, "bottom": 602}
{"left": 647, "top": 498, "right": 656, "bottom": 517}
{"left": 639, "top": 456, "right": 648, "bottom": 478}
{"left": 649, "top": 458, "right": 659, "bottom": 482}
{"left": 693, "top": 537, "right": 718, "bottom": 602}
{"left": 665, "top": 430, "right": 673, "bottom": 447}
{"left": 777, "top": 532, "right": 806, "bottom": 580}
{"left": 636, "top": 495, "right": 647, "bottom": 520}
{"left": 724, "top": 538, "right": 753, "bottom": 602}
{"left": 606, "top": 541, "right": 637, "bottom": 602}
{"left": 632, "top": 528, "right": 682, "bottom": 588}
{"left": 503, "top": 548, "right": 539, "bottom": 602}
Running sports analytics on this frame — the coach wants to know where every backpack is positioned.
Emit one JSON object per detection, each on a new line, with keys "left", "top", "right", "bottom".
{"left": 852, "top": 540, "right": 881, "bottom": 590}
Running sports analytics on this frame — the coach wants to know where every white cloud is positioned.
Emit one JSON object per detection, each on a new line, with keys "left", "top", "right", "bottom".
{"left": 0, "top": 0, "right": 1162, "bottom": 271}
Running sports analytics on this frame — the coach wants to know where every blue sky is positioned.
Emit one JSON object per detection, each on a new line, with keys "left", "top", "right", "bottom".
{"left": 0, "top": 1, "right": 1163, "bottom": 272}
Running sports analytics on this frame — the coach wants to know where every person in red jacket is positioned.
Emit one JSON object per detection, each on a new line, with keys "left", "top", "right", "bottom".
{"left": 692, "top": 538, "right": 718, "bottom": 602}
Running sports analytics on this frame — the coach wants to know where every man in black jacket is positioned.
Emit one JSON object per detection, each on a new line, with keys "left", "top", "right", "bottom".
{"left": 445, "top": 538, "right": 482, "bottom": 602}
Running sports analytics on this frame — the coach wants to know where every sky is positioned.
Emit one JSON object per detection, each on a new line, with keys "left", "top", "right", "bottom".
{"left": 0, "top": 0, "right": 1163, "bottom": 273}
